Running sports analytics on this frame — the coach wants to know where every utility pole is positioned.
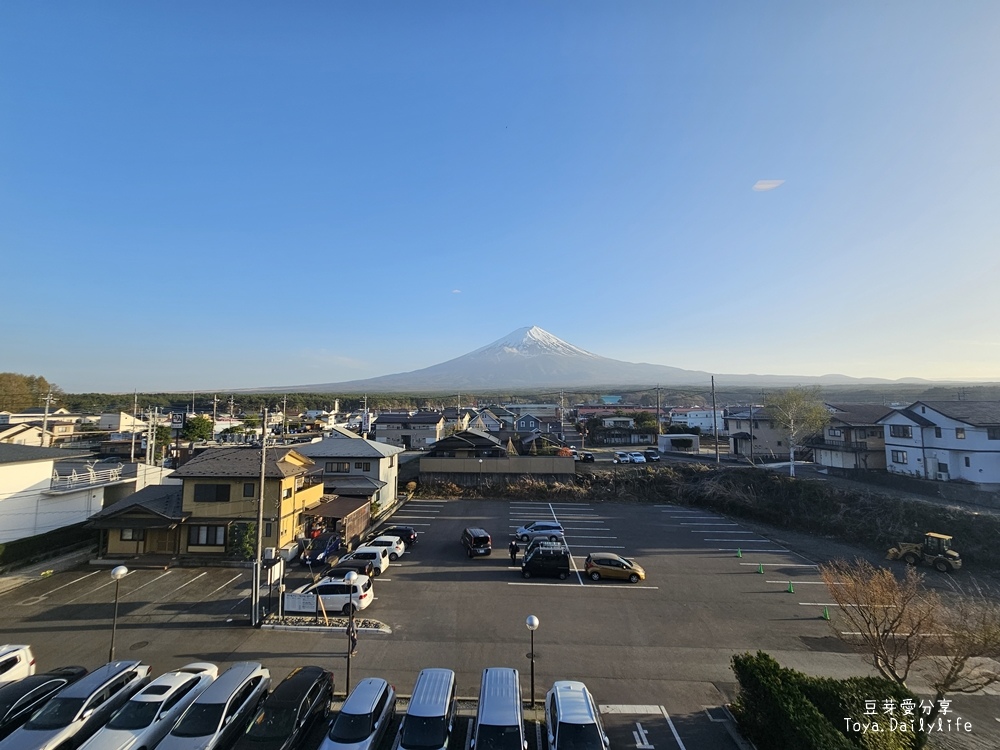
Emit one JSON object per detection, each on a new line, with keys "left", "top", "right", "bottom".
{"left": 711, "top": 377, "right": 720, "bottom": 465}
{"left": 748, "top": 403, "right": 755, "bottom": 465}
{"left": 41, "top": 391, "right": 54, "bottom": 448}
{"left": 147, "top": 408, "right": 157, "bottom": 466}
{"left": 212, "top": 395, "right": 219, "bottom": 439}
{"left": 129, "top": 392, "right": 138, "bottom": 462}
{"left": 282, "top": 395, "right": 288, "bottom": 443}
{"left": 655, "top": 386, "right": 661, "bottom": 438}
{"left": 251, "top": 407, "right": 268, "bottom": 627}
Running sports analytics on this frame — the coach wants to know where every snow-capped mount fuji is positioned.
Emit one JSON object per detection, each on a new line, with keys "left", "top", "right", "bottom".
{"left": 284, "top": 326, "right": 714, "bottom": 392}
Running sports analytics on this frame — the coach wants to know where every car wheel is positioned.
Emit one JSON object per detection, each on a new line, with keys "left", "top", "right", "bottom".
{"left": 558, "top": 572, "right": 567, "bottom": 580}
{"left": 467, "top": 549, "right": 474, "bottom": 558}
{"left": 589, "top": 571, "right": 601, "bottom": 581}
{"left": 522, "top": 570, "right": 531, "bottom": 579}
{"left": 934, "top": 559, "right": 952, "bottom": 573}
{"left": 521, "top": 534, "right": 529, "bottom": 543}
{"left": 342, "top": 603, "right": 356, "bottom": 615}
{"left": 389, "top": 553, "right": 399, "bottom": 561}
{"left": 628, "top": 573, "right": 640, "bottom": 584}
{"left": 903, "top": 552, "right": 920, "bottom": 565}
{"left": 549, "top": 535, "right": 559, "bottom": 542}
{"left": 372, "top": 567, "right": 381, "bottom": 576}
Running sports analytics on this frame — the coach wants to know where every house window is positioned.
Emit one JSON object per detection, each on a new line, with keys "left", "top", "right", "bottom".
{"left": 243, "top": 483, "right": 255, "bottom": 498}
{"left": 325, "top": 462, "right": 350, "bottom": 473}
{"left": 889, "top": 425, "right": 912, "bottom": 439}
{"left": 988, "top": 428, "right": 1000, "bottom": 440}
{"left": 934, "top": 427, "right": 942, "bottom": 438}
{"left": 354, "top": 461, "right": 371, "bottom": 471}
{"left": 193, "top": 484, "right": 231, "bottom": 503}
{"left": 188, "top": 525, "right": 226, "bottom": 546}
{"left": 264, "top": 522, "right": 273, "bottom": 538}
{"left": 120, "top": 528, "right": 145, "bottom": 541}
{"left": 828, "top": 428, "right": 842, "bottom": 437}
{"left": 965, "top": 456, "right": 971, "bottom": 467}
{"left": 777, "top": 441, "right": 783, "bottom": 446}
{"left": 891, "top": 450, "right": 908, "bottom": 464}
{"left": 955, "top": 428, "right": 966, "bottom": 439}
{"left": 939, "top": 463, "right": 949, "bottom": 474}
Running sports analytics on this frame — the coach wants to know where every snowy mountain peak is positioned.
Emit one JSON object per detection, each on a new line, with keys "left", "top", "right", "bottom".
{"left": 472, "top": 326, "right": 599, "bottom": 359}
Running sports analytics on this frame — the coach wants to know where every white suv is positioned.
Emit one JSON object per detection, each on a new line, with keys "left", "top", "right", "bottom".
{"left": 367, "top": 535, "right": 405, "bottom": 561}
{"left": 545, "top": 681, "right": 608, "bottom": 750}
{"left": 0, "top": 645, "right": 35, "bottom": 686}
{"left": 339, "top": 546, "right": 390, "bottom": 576}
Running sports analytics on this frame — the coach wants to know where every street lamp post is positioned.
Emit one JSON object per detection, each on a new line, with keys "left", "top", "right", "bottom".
{"left": 526, "top": 615, "right": 539, "bottom": 707}
{"left": 345, "top": 570, "right": 358, "bottom": 694}
{"left": 478, "top": 458, "right": 483, "bottom": 490}
{"left": 109, "top": 566, "right": 128, "bottom": 661}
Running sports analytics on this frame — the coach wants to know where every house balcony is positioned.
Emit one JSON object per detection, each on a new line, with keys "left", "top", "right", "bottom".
{"left": 48, "top": 464, "right": 134, "bottom": 493}
{"left": 805, "top": 437, "right": 869, "bottom": 452}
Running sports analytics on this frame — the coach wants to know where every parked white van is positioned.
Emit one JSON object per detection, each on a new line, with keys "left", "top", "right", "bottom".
{"left": 287, "top": 575, "right": 374, "bottom": 615}
{"left": 339, "top": 546, "right": 390, "bottom": 576}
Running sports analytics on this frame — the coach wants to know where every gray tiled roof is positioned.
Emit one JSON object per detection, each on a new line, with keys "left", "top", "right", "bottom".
{"left": 0, "top": 444, "right": 91, "bottom": 464}
{"left": 915, "top": 401, "right": 1000, "bottom": 427}
{"left": 374, "top": 412, "right": 444, "bottom": 425}
{"left": 89, "top": 484, "right": 184, "bottom": 520}
{"left": 826, "top": 403, "right": 894, "bottom": 426}
{"left": 322, "top": 476, "right": 386, "bottom": 493}
{"left": 295, "top": 437, "right": 403, "bottom": 460}
{"left": 172, "top": 446, "right": 314, "bottom": 478}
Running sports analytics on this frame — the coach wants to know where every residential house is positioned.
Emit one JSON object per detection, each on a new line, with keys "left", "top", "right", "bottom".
{"left": 294, "top": 435, "right": 405, "bottom": 512}
{"left": 373, "top": 411, "right": 445, "bottom": 450}
{"left": 669, "top": 407, "right": 726, "bottom": 435}
{"left": 505, "top": 403, "right": 561, "bottom": 420}
{"left": 602, "top": 416, "right": 635, "bottom": 429}
{"left": 514, "top": 413, "right": 544, "bottom": 433}
{"left": 0, "top": 444, "right": 174, "bottom": 545}
{"left": 878, "top": 401, "right": 1000, "bottom": 487}
{"left": 724, "top": 408, "right": 789, "bottom": 461}
{"left": 99, "top": 412, "right": 148, "bottom": 432}
{"left": 91, "top": 446, "right": 325, "bottom": 560}
{"left": 468, "top": 409, "right": 504, "bottom": 433}
{"left": 425, "top": 429, "right": 506, "bottom": 458}
{"left": 0, "top": 423, "right": 51, "bottom": 447}
{"left": 808, "top": 403, "right": 893, "bottom": 471}
{"left": 0, "top": 407, "right": 76, "bottom": 426}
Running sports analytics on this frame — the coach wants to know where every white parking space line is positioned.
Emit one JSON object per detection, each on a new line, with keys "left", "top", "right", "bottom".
{"left": 207, "top": 573, "right": 244, "bottom": 598}
{"left": 766, "top": 580, "right": 836, "bottom": 585}
{"left": 680, "top": 523, "right": 738, "bottom": 526}
{"left": 172, "top": 572, "right": 208, "bottom": 592}
{"left": 660, "top": 706, "right": 688, "bottom": 750}
{"left": 119, "top": 571, "right": 173, "bottom": 597}
{"left": 39, "top": 571, "right": 101, "bottom": 596}
{"left": 739, "top": 563, "right": 818, "bottom": 567}
{"left": 565, "top": 536, "right": 618, "bottom": 540}
{"left": 665, "top": 515, "right": 722, "bottom": 519}
{"left": 392, "top": 516, "right": 440, "bottom": 520}
{"left": 600, "top": 705, "right": 664, "bottom": 714}
{"left": 719, "top": 547, "right": 789, "bottom": 552}
{"left": 509, "top": 582, "right": 659, "bottom": 589}
{"left": 704, "top": 538, "right": 767, "bottom": 542}
{"left": 693, "top": 530, "right": 760, "bottom": 534}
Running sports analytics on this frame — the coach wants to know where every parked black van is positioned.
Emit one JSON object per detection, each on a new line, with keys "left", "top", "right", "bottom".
{"left": 461, "top": 528, "right": 492, "bottom": 558}
{"left": 520, "top": 546, "right": 570, "bottom": 579}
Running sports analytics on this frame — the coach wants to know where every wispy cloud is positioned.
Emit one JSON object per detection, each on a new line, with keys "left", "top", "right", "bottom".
{"left": 752, "top": 179, "right": 785, "bottom": 192}
{"left": 452, "top": 289, "right": 462, "bottom": 294}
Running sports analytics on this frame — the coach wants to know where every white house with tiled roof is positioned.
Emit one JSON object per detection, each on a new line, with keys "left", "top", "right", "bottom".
{"left": 877, "top": 401, "right": 1000, "bottom": 487}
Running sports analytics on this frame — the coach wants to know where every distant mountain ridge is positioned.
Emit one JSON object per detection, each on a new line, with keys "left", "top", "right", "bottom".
{"left": 267, "top": 326, "right": 930, "bottom": 393}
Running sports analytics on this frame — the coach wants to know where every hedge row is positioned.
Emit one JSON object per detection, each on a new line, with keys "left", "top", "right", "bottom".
{"left": 731, "top": 651, "right": 923, "bottom": 750}
{"left": 0, "top": 523, "right": 97, "bottom": 569}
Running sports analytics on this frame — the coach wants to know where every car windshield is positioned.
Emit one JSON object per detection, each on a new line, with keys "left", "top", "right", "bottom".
{"left": 400, "top": 715, "right": 447, "bottom": 749}
{"left": 171, "top": 703, "right": 225, "bottom": 737}
{"left": 25, "top": 697, "right": 84, "bottom": 729}
{"left": 328, "top": 711, "right": 374, "bottom": 742}
{"left": 244, "top": 707, "right": 297, "bottom": 740}
{"left": 107, "top": 699, "right": 162, "bottom": 730}
{"left": 476, "top": 725, "right": 522, "bottom": 750}
{"left": 556, "top": 722, "right": 604, "bottom": 750}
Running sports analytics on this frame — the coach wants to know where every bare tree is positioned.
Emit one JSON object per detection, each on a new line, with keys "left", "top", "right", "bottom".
{"left": 764, "top": 386, "right": 829, "bottom": 477}
{"left": 821, "top": 558, "right": 1000, "bottom": 733}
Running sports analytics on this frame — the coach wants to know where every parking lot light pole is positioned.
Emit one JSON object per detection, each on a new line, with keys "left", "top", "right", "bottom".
{"left": 526, "top": 615, "right": 539, "bottom": 708}
{"left": 345, "top": 570, "right": 358, "bottom": 694}
{"left": 109, "top": 565, "right": 128, "bottom": 661}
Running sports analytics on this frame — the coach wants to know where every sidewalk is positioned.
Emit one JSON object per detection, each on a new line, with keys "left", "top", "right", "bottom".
{"left": 0, "top": 548, "right": 95, "bottom": 597}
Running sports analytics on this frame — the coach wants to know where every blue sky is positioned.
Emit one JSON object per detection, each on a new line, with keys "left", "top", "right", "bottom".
{"left": 3, "top": 2, "right": 999, "bottom": 392}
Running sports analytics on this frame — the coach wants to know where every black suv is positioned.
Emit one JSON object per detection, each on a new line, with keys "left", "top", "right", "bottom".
{"left": 379, "top": 525, "right": 417, "bottom": 547}
{"left": 642, "top": 450, "right": 661, "bottom": 462}
{"left": 521, "top": 547, "right": 570, "bottom": 580}
{"left": 461, "top": 527, "right": 492, "bottom": 558}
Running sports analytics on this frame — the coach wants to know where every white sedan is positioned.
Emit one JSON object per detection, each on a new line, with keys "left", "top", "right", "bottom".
{"left": 79, "top": 664, "right": 218, "bottom": 750}
{"left": 366, "top": 535, "right": 405, "bottom": 561}
{"left": 627, "top": 452, "right": 646, "bottom": 463}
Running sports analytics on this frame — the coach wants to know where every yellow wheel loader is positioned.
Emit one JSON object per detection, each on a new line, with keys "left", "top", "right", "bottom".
{"left": 886, "top": 532, "right": 961, "bottom": 573}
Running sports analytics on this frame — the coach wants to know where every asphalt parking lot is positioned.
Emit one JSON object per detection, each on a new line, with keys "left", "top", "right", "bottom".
{"left": 3, "top": 497, "right": 998, "bottom": 750}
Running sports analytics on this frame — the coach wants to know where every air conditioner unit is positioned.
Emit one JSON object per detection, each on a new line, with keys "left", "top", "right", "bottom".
{"left": 937, "top": 473, "right": 948, "bottom": 481}
{"left": 264, "top": 547, "right": 277, "bottom": 560}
